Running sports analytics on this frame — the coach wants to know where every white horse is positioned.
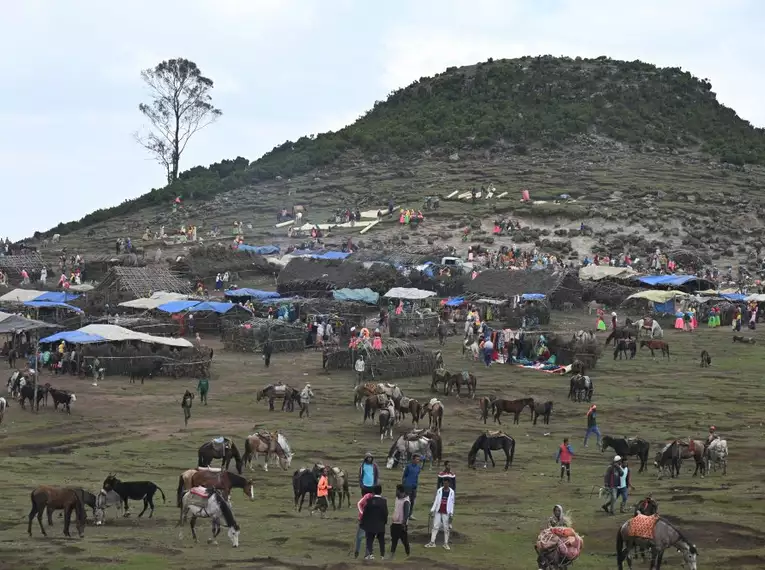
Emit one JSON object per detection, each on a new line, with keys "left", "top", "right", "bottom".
{"left": 93, "top": 489, "right": 123, "bottom": 525}
{"left": 0, "top": 397, "right": 6, "bottom": 424}
{"left": 635, "top": 319, "right": 663, "bottom": 339}
{"left": 705, "top": 439, "right": 728, "bottom": 475}
{"left": 178, "top": 488, "right": 240, "bottom": 547}
{"left": 386, "top": 434, "right": 432, "bottom": 469}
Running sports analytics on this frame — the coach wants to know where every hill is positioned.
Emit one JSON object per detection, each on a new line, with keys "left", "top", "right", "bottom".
{"left": 31, "top": 55, "right": 765, "bottom": 272}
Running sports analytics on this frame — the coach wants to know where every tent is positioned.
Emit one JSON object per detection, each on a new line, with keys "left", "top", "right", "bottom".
{"left": 0, "top": 311, "right": 58, "bottom": 333}
{"left": 155, "top": 300, "right": 202, "bottom": 314}
{"left": 0, "top": 289, "right": 47, "bottom": 303}
{"left": 187, "top": 301, "right": 252, "bottom": 314}
{"left": 626, "top": 290, "right": 689, "bottom": 302}
{"left": 444, "top": 297, "right": 465, "bottom": 307}
{"left": 332, "top": 288, "right": 380, "bottom": 304}
{"left": 34, "top": 291, "right": 81, "bottom": 303}
{"left": 309, "top": 251, "right": 351, "bottom": 260}
{"left": 119, "top": 291, "right": 192, "bottom": 310}
{"left": 521, "top": 293, "right": 546, "bottom": 301}
{"left": 41, "top": 324, "right": 192, "bottom": 348}
{"left": 23, "top": 301, "right": 83, "bottom": 313}
{"left": 236, "top": 244, "right": 280, "bottom": 255}
{"left": 579, "top": 265, "right": 637, "bottom": 281}
{"left": 38, "top": 330, "right": 107, "bottom": 344}
{"left": 224, "top": 288, "right": 280, "bottom": 300}
{"left": 383, "top": 287, "right": 437, "bottom": 300}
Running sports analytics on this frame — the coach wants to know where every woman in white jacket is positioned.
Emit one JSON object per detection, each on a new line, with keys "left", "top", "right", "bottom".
{"left": 425, "top": 477, "right": 454, "bottom": 550}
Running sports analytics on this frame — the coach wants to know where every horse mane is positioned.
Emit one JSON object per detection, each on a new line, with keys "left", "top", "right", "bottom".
{"left": 213, "top": 490, "right": 238, "bottom": 529}
{"left": 229, "top": 442, "right": 241, "bottom": 459}
{"left": 387, "top": 438, "right": 400, "bottom": 458}
{"left": 277, "top": 433, "right": 292, "bottom": 457}
{"left": 467, "top": 435, "right": 484, "bottom": 458}
{"left": 227, "top": 472, "right": 247, "bottom": 486}
{"left": 659, "top": 517, "right": 695, "bottom": 551}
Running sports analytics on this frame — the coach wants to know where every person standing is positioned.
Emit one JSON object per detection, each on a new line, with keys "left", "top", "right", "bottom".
{"left": 354, "top": 486, "right": 375, "bottom": 558}
{"left": 401, "top": 454, "right": 421, "bottom": 520}
{"left": 263, "top": 339, "right": 273, "bottom": 368}
{"left": 359, "top": 452, "right": 380, "bottom": 495}
{"left": 310, "top": 466, "right": 331, "bottom": 518}
{"left": 602, "top": 455, "right": 623, "bottom": 515}
{"left": 556, "top": 437, "right": 574, "bottom": 482}
{"left": 355, "top": 354, "right": 366, "bottom": 385}
{"left": 617, "top": 458, "right": 634, "bottom": 513}
{"left": 361, "top": 485, "right": 388, "bottom": 560}
{"left": 390, "top": 485, "right": 411, "bottom": 558}
{"left": 197, "top": 377, "right": 209, "bottom": 405}
{"left": 426, "top": 477, "right": 454, "bottom": 550}
{"left": 437, "top": 461, "right": 456, "bottom": 491}
{"left": 583, "top": 404, "right": 601, "bottom": 448}
{"left": 299, "top": 383, "right": 313, "bottom": 418}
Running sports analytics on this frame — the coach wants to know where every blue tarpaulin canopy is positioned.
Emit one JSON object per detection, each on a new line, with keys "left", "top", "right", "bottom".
{"left": 187, "top": 301, "right": 251, "bottom": 314}
{"left": 444, "top": 297, "right": 465, "bottom": 307}
{"left": 34, "top": 291, "right": 81, "bottom": 303}
{"left": 521, "top": 293, "right": 546, "bottom": 301}
{"left": 224, "top": 288, "right": 280, "bottom": 300}
{"left": 155, "top": 300, "right": 201, "bottom": 313}
{"left": 23, "top": 301, "right": 83, "bottom": 313}
{"left": 39, "top": 330, "right": 106, "bottom": 344}
{"left": 236, "top": 244, "right": 280, "bottom": 255}
{"left": 332, "top": 288, "right": 380, "bottom": 304}
{"left": 310, "top": 251, "right": 351, "bottom": 260}
{"left": 722, "top": 293, "right": 747, "bottom": 301}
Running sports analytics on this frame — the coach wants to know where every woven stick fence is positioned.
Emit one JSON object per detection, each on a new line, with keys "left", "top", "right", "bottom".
{"left": 0, "top": 253, "right": 46, "bottom": 277}
{"left": 324, "top": 338, "right": 437, "bottom": 381}
{"left": 389, "top": 311, "right": 440, "bottom": 338}
{"left": 222, "top": 317, "right": 306, "bottom": 353}
{"left": 77, "top": 344, "right": 212, "bottom": 378}
{"left": 521, "top": 332, "right": 602, "bottom": 369}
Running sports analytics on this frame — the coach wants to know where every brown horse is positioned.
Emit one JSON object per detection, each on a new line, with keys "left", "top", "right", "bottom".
{"left": 492, "top": 397, "right": 534, "bottom": 425}
{"left": 395, "top": 396, "right": 422, "bottom": 427}
{"left": 242, "top": 432, "right": 293, "bottom": 471}
{"left": 532, "top": 400, "right": 553, "bottom": 425}
{"left": 446, "top": 371, "right": 477, "bottom": 398}
{"left": 177, "top": 468, "right": 254, "bottom": 507}
{"left": 478, "top": 395, "right": 497, "bottom": 424}
{"left": 354, "top": 382, "right": 382, "bottom": 408}
{"left": 678, "top": 439, "right": 707, "bottom": 477}
{"left": 28, "top": 486, "right": 86, "bottom": 538}
{"left": 363, "top": 393, "right": 390, "bottom": 422}
{"left": 420, "top": 399, "right": 444, "bottom": 433}
{"left": 640, "top": 339, "right": 670, "bottom": 360}
{"left": 431, "top": 369, "right": 451, "bottom": 393}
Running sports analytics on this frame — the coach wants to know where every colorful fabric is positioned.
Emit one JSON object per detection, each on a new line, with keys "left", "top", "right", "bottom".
{"left": 536, "top": 527, "right": 583, "bottom": 561}
{"left": 628, "top": 514, "right": 659, "bottom": 540}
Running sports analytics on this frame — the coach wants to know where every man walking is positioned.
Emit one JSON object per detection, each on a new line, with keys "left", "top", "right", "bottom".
{"left": 299, "top": 383, "right": 313, "bottom": 418}
{"left": 361, "top": 485, "right": 388, "bottom": 560}
{"left": 197, "top": 377, "right": 209, "bottom": 405}
{"left": 401, "top": 454, "right": 421, "bottom": 521}
{"left": 556, "top": 437, "right": 574, "bottom": 482}
{"left": 263, "top": 339, "right": 273, "bottom": 368}
{"left": 310, "top": 466, "right": 331, "bottom": 518}
{"left": 583, "top": 404, "right": 601, "bottom": 448}
{"left": 617, "top": 458, "right": 634, "bottom": 513}
{"left": 602, "top": 455, "right": 623, "bottom": 515}
{"left": 390, "top": 485, "right": 411, "bottom": 558}
{"left": 359, "top": 452, "right": 380, "bottom": 495}
{"left": 426, "top": 477, "right": 454, "bottom": 550}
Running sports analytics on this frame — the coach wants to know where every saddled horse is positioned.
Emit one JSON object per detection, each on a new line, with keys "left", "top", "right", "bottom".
{"left": 568, "top": 374, "right": 594, "bottom": 402}
{"left": 420, "top": 399, "right": 444, "bottom": 433}
{"left": 655, "top": 439, "right": 705, "bottom": 478}
{"left": 617, "top": 515, "right": 697, "bottom": 569}
{"left": 198, "top": 438, "right": 243, "bottom": 474}
{"left": 242, "top": 432, "right": 293, "bottom": 471}
{"left": 292, "top": 467, "right": 318, "bottom": 511}
{"left": 467, "top": 431, "right": 516, "bottom": 470}
{"left": 178, "top": 487, "right": 240, "bottom": 547}
{"left": 313, "top": 463, "right": 351, "bottom": 509}
{"left": 654, "top": 441, "right": 682, "bottom": 478}
{"left": 394, "top": 396, "right": 421, "bottom": 427}
{"left": 354, "top": 382, "right": 383, "bottom": 408}
{"left": 430, "top": 368, "right": 451, "bottom": 393}
{"left": 256, "top": 382, "right": 298, "bottom": 411}
{"left": 376, "top": 382, "right": 403, "bottom": 402}
{"left": 363, "top": 393, "right": 390, "bottom": 422}
{"left": 601, "top": 435, "right": 650, "bottom": 473}
{"left": 446, "top": 371, "right": 477, "bottom": 398}
{"left": 28, "top": 486, "right": 86, "bottom": 538}
{"left": 478, "top": 395, "right": 497, "bottom": 424}
{"left": 491, "top": 397, "right": 534, "bottom": 425}
{"left": 678, "top": 439, "right": 707, "bottom": 476}
{"left": 635, "top": 318, "right": 663, "bottom": 339}
{"left": 532, "top": 400, "right": 553, "bottom": 425}
{"left": 378, "top": 407, "right": 395, "bottom": 441}
{"left": 177, "top": 468, "right": 254, "bottom": 507}
{"left": 385, "top": 433, "right": 438, "bottom": 469}
{"left": 705, "top": 438, "right": 728, "bottom": 475}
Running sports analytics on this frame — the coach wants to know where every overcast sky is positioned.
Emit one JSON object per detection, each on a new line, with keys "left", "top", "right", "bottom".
{"left": 2, "top": 0, "right": 763, "bottom": 241}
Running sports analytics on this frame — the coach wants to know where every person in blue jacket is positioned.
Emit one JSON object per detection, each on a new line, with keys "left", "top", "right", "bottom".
{"left": 401, "top": 454, "right": 421, "bottom": 520}
{"left": 359, "top": 452, "right": 380, "bottom": 495}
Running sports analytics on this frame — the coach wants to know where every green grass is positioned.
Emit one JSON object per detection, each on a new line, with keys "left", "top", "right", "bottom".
{"left": 1, "top": 311, "right": 764, "bottom": 569}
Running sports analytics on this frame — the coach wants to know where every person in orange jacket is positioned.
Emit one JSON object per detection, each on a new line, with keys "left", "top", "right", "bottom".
{"left": 311, "top": 466, "right": 332, "bottom": 518}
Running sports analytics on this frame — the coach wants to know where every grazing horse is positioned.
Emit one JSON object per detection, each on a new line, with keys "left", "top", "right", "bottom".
{"left": 102, "top": 474, "right": 166, "bottom": 518}
{"left": 198, "top": 438, "right": 243, "bottom": 474}
{"left": 256, "top": 382, "right": 298, "bottom": 411}
{"left": 181, "top": 390, "right": 193, "bottom": 426}
{"left": 0, "top": 396, "right": 6, "bottom": 424}
{"left": 394, "top": 396, "right": 421, "bottom": 427}
{"left": 378, "top": 408, "right": 395, "bottom": 441}
{"left": 617, "top": 515, "right": 697, "bottom": 570}
{"left": 601, "top": 435, "right": 650, "bottom": 473}
{"left": 478, "top": 395, "right": 497, "bottom": 424}
{"left": 420, "top": 399, "right": 444, "bottom": 433}
{"left": 640, "top": 340, "right": 670, "bottom": 360}
{"left": 491, "top": 397, "right": 534, "bottom": 425}
{"left": 705, "top": 439, "right": 728, "bottom": 475}
{"left": 177, "top": 469, "right": 255, "bottom": 507}
{"left": 313, "top": 463, "right": 351, "bottom": 509}
{"left": 568, "top": 374, "right": 593, "bottom": 402}
{"left": 467, "top": 432, "right": 516, "bottom": 470}
{"left": 532, "top": 400, "right": 553, "bottom": 425}
{"left": 178, "top": 488, "right": 240, "bottom": 547}
{"left": 93, "top": 490, "right": 124, "bottom": 525}
{"left": 632, "top": 496, "right": 660, "bottom": 561}
{"left": 446, "top": 371, "right": 477, "bottom": 398}
{"left": 28, "top": 486, "right": 86, "bottom": 538}
{"left": 242, "top": 432, "right": 293, "bottom": 471}
{"left": 292, "top": 468, "right": 318, "bottom": 511}
{"left": 363, "top": 393, "right": 390, "bottom": 422}
{"left": 385, "top": 434, "right": 437, "bottom": 469}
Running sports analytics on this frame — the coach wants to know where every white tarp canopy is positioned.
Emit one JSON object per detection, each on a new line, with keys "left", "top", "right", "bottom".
{"left": 746, "top": 294, "right": 765, "bottom": 302}
{"left": 68, "top": 283, "right": 95, "bottom": 292}
{"left": 383, "top": 287, "right": 437, "bottom": 300}
{"left": 78, "top": 324, "right": 193, "bottom": 348}
{"left": 0, "top": 289, "right": 46, "bottom": 303}
{"left": 119, "top": 291, "right": 191, "bottom": 310}
{"left": 579, "top": 265, "right": 637, "bottom": 281}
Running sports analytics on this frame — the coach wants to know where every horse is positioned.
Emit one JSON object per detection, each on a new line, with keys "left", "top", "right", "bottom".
{"left": 19, "top": 384, "right": 47, "bottom": 411}
{"left": 654, "top": 441, "right": 682, "bottom": 478}
{"left": 256, "top": 382, "right": 297, "bottom": 411}
{"left": 313, "top": 463, "right": 351, "bottom": 509}
{"left": 363, "top": 393, "right": 390, "bottom": 422}
{"left": 601, "top": 435, "right": 650, "bottom": 473}
{"left": 467, "top": 432, "right": 515, "bottom": 470}
{"left": 378, "top": 408, "right": 395, "bottom": 441}
{"left": 677, "top": 439, "right": 707, "bottom": 476}
{"left": 632, "top": 496, "right": 660, "bottom": 561}
{"left": 420, "top": 399, "right": 444, "bottom": 433}
{"left": 430, "top": 369, "right": 451, "bottom": 393}
{"left": 242, "top": 431, "right": 293, "bottom": 472}
{"left": 570, "top": 359, "right": 586, "bottom": 376}
{"left": 532, "top": 400, "right": 553, "bottom": 425}
{"left": 177, "top": 469, "right": 255, "bottom": 507}
{"left": 605, "top": 326, "right": 634, "bottom": 346}
{"left": 491, "top": 397, "right": 534, "bottom": 425}
{"left": 385, "top": 434, "right": 436, "bottom": 469}
{"left": 354, "top": 382, "right": 383, "bottom": 408}
{"left": 705, "top": 439, "right": 728, "bottom": 475}
{"left": 614, "top": 338, "right": 635, "bottom": 360}
{"left": 43, "top": 488, "right": 97, "bottom": 527}
{"left": 0, "top": 396, "right": 6, "bottom": 424}
{"left": 292, "top": 468, "right": 318, "bottom": 511}
{"left": 635, "top": 318, "right": 664, "bottom": 339}
{"left": 478, "top": 395, "right": 497, "bottom": 424}
{"left": 394, "top": 396, "right": 421, "bottom": 427}
{"left": 568, "top": 374, "right": 593, "bottom": 402}
{"left": 49, "top": 388, "right": 76, "bottom": 413}
{"left": 28, "top": 486, "right": 86, "bottom": 538}
{"left": 640, "top": 340, "right": 670, "bottom": 360}
{"left": 446, "top": 371, "right": 477, "bottom": 398}
{"left": 181, "top": 390, "right": 194, "bottom": 426}
{"left": 102, "top": 474, "right": 166, "bottom": 518}
{"left": 93, "top": 489, "right": 124, "bottom": 525}
{"left": 178, "top": 487, "right": 240, "bottom": 547}
{"left": 198, "top": 438, "right": 243, "bottom": 474}
{"left": 617, "top": 515, "right": 697, "bottom": 569}
{"left": 376, "top": 383, "right": 403, "bottom": 402}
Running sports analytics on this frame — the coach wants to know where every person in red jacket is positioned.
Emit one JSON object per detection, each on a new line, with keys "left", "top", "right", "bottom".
{"left": 555, "top": 438, "right": 574, "bottom": 482}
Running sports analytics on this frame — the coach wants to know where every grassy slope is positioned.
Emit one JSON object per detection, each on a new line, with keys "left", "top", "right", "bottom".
{"left": 1, "top": 312, "right": 764, "bottom": 569}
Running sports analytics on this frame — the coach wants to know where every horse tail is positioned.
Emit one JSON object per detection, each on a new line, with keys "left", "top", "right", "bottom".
{"left": 155, "top": 485, "right": 166, "bottom": 503}
{"left": 616, "top": 525, "right": 625, "bottom": 567}
{"left": 242, "top": 438, "right": 252, "bottom": 464}
{"left": 176, "top": 476, "right": 186, "bottom": 507}
{"left": 508, "top": 437, "right": 516, "bottom": 465}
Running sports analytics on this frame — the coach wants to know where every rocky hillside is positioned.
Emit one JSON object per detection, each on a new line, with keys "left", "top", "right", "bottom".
{"left": 33, "top": 56, "right": 765, "bottom": 272}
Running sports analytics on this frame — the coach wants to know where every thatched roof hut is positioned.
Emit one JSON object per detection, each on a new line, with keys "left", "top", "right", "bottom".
{"left": 463, "top": 268, "right": 582, "bottom": 309}
{"left": 222, "top": 317, "right": 305, "bottom": 353}
{"left": 324, "top": 338, "right": 437, "bottom": 381}
{"left": 0, "top": 253, "right": 45, "bottom": 280}
{"left": 88, "top": 266, "right": 192, "bottom": 307}
{"left": 169, "top": 244, "right": 280, "bottom": 279}
{"left": 276, "top": 258, "right": 398, "bottom": 297}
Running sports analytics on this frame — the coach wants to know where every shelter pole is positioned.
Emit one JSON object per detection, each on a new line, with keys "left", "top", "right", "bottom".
{"left": 33, "top": 336, "right": 39, "bottom": 413}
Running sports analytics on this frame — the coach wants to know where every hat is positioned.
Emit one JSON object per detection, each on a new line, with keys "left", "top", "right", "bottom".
{"left": 364, "top": 452, "right": 373, "bottom": 458}
{"left": 709, "top": 426, "right": 716, "bottom": 431}
{"left": 305, "top": 383, "right": 311, "bottom": 387}
{"left": 613, "top": 455, "right": 622, "bottom": 463}
{"left": 611, "top": 311, "right": 617, "bottom": 316}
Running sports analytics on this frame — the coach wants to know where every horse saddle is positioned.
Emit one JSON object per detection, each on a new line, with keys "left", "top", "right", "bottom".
{"left": 399, "top": 396, "right": 411, "bottom": 407}
{"left": 461, "top": 371, "right": 470, "bottom": 382}
{"left": 627, "top": 514, "right": 659, "bottom": 540}
{"left": 486, "top": 430, "right": 505, "bottom": 438}
{"left": 210, "top": 437, "right": 230, "bottom": 455}
{"left": 428, "top": 398, "right": 440, "bottom": 407}
{"left": 190, "top": 486, "right": 212, "bottom": 498}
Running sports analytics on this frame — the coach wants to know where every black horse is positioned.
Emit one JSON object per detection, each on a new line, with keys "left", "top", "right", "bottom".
{"left": 467, "top": 432, "right": 516, "bottom": 470}
{"left": 568, "top": 374, "right": 593, "bottom": 402}
{"left": 605, "top": 322, "right": 635, "bottom": 346}
{"left": 654, "top": 441, "right": 682, "bottom": 478}
{"left": 292, "top": 468, "right": 318, "bottom": 511}
{"left": 102, "top": 474, "right": 166, "bottom": 518}
{"left": 532, "top": 400, "right": 553, "bottom": 425}
{"left": 601, "top": 435, "right": 650, "bottom": 473}
{"left": 198, "top": 439, "right": 243, "bottom": 474}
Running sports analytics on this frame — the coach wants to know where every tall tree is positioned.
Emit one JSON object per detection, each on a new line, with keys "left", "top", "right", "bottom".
{"left": 136, "top": 58, "right": 222, "bottom": 183}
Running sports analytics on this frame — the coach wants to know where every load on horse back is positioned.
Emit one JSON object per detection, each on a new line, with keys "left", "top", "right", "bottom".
{"left": 536, "top": 525, "right": 583, "bottom": 570}
{"left": 617, "top": 514, "right": 698, "bottom": 570}
{"left": 420, "top": 398, "right": 444, "bottom": 432}
{"left": 198, "top": 437, "right": 243, "bottom": 474}
{"left": 242, "top": 431, "right": 293, "bottom": 471}
{"left": 177, "top": 468, "right": 254, "bottom": 507}
{"left": 446, "top": 370, "right": 477, "bottom": 398}
{"left": 256, "top": 382, "right": 298, "bottom": 411}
